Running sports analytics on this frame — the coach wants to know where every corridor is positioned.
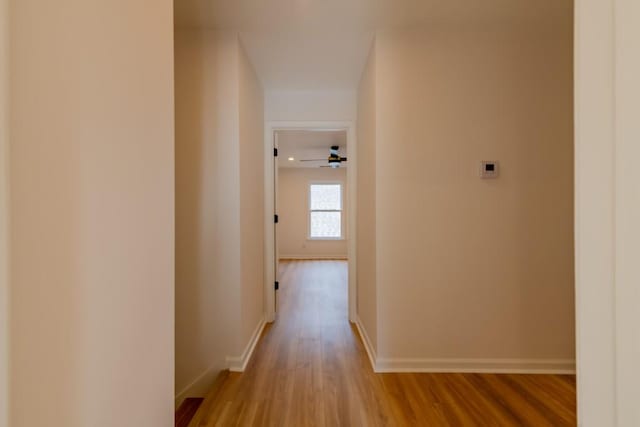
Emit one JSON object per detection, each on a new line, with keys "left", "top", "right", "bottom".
{"left": 188, "top": 260, "right": 576, "bottom": 426}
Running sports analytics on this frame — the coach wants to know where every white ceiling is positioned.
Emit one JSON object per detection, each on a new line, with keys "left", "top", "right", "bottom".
{"left": 276, "top": 130, "right": 347, "bottom": 168}
{"left": 174, "top": 0, "right": 572, "bottom": 90}
{"left": 239, "top": 30, "right": 373, "bottom": 91}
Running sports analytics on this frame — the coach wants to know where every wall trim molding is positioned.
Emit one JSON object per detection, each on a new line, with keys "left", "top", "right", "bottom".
{"left": 280, "top": 255, "right": 348, "bottom": 260}
{"left": 174, "top": 363, "right": 222, "bottom": 409}
{"left": 226, "top": 317, "right": 267, "bottom": 372}
{"left": 355, "top": 316, "right": 574, "bottom": 374}
{"left": 355, "top": 316, "right": 377, "bottom": 371}
{"left": 175, "top": 318, "right": 267, "bottom": 407}
{"left": 374, "top": 357, "right": 576, "bottom": 374}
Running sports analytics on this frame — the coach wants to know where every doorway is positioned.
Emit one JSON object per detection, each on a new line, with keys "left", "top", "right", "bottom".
{"left": 264, "top": 121, "right": 357, "bottom": 323}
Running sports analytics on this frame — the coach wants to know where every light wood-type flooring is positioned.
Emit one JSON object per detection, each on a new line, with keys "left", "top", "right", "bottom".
{"left": 189, "top": 260, "right": 576, "bottom": 426}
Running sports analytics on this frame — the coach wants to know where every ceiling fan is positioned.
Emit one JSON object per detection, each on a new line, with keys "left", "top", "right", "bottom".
{"left": 299, "top": 146, "right": 347, "bottom": 168}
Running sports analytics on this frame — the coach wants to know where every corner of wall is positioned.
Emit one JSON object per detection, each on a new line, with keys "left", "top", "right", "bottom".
{"left": 355, "top": 316, "right": 377, "bottom": 371}
{"left": 238, "top": 30, "right": 266, "bottom": 356}
{"left": 226, "top": 316, "right": 266, "bottom": 372}
{"left": 174, "top": 361, "right": 225, "bottom": 409}
{"left": 355, "top": 36, "right": 379, "bottom": 357}
{"left": 0, "top": 0, "right": 9, "bottom": 422}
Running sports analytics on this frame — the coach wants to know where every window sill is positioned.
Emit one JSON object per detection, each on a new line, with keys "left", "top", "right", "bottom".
{"left": 307, "top": 237, "right": 346, "bottom": 241}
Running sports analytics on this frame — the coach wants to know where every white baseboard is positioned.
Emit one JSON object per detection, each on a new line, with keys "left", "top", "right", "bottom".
{"left": 279, "top": 255, "right": 347, "bottom": 260}
{"left": 354, "top": 316, "right": 574, "bottom": 374}
{"left": 355, "top": 316, "right": 377, "bottom": 371}
{"left": 375, "top": 357, "right": 576, "bottom": 374}
{"left": 174, "top": 362, "right": 224, "bottom": 409}
{"left": 226, "top": 317, "right": 267, "bottom": 372}
{"left": 175, "top": 318, "right": 267, "bottom": 408}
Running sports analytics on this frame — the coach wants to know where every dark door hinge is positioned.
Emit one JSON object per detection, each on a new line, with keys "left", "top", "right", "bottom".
{"left": 274, "top": 148, "right": 278, "bottom": 157}
{"left": 274, "top": 214, "right": 279, "bottom": 224}
{"left": 275, "top": 281, "right": 279, "bottom": 291}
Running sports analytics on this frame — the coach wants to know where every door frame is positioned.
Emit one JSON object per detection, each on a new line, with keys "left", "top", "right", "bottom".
{"left": 264, "top": 121, "right": 357, "bottom": 323}
{"left": 0, "top": 4, "right": 9, "bottom": 423}
{"left": 575, "top": 0, "right": 640, "bottom": 425}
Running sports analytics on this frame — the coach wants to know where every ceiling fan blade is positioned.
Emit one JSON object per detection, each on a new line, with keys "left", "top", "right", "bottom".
{"left": 299, "top": 159, "right": 327, "bottom": 162}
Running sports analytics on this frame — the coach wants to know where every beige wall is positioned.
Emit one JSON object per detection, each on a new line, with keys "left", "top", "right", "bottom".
{"left": 360, "top": 23, "right": 575, "bottom": 364}
{"left": 356, "top": 45, "right": 377, "bottom": 351}
{"left": 266, "top": 90, "right": 356, "bottom": 122}
{"left": 9, "top": 1, "right": 175, "bottom": 425}
{"left": 277, "top": 167, "right": 348, "bottom": 259}
{"left": 174, "top": 29, "right": 241, "bottom": 401}
{"left": 175, "top": 29, "right": 265, "bottom": 403}
{"left": 238, "top": 42, "right": 266, "bottom": 348}
{"left": 0, "top": 0, "right": 9, "bottom": 423}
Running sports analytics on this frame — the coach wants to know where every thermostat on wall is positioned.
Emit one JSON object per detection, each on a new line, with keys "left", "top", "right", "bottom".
{"left": 480, "top": 161, "right": 499, "bottom": 179}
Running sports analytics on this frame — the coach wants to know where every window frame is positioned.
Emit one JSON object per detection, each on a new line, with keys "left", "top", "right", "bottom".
{"left": 307, "top": 181, "right": 344, "bottom": 240}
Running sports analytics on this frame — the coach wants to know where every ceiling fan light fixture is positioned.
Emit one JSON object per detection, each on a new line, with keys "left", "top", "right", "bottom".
{"left": 301, "top": 146, "right": 347, "bottom": 167}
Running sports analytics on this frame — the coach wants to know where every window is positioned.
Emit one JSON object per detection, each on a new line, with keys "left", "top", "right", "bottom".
{"left": 309, "top": 183, "right": 342, "bottom": 239}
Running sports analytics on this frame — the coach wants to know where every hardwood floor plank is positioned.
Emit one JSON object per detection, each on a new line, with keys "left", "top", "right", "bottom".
{"left": 176, "top": 398, "right": 204, "bottom": 427}
{"left": 189, "top": 260, "right": 577, "bottom": 426}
